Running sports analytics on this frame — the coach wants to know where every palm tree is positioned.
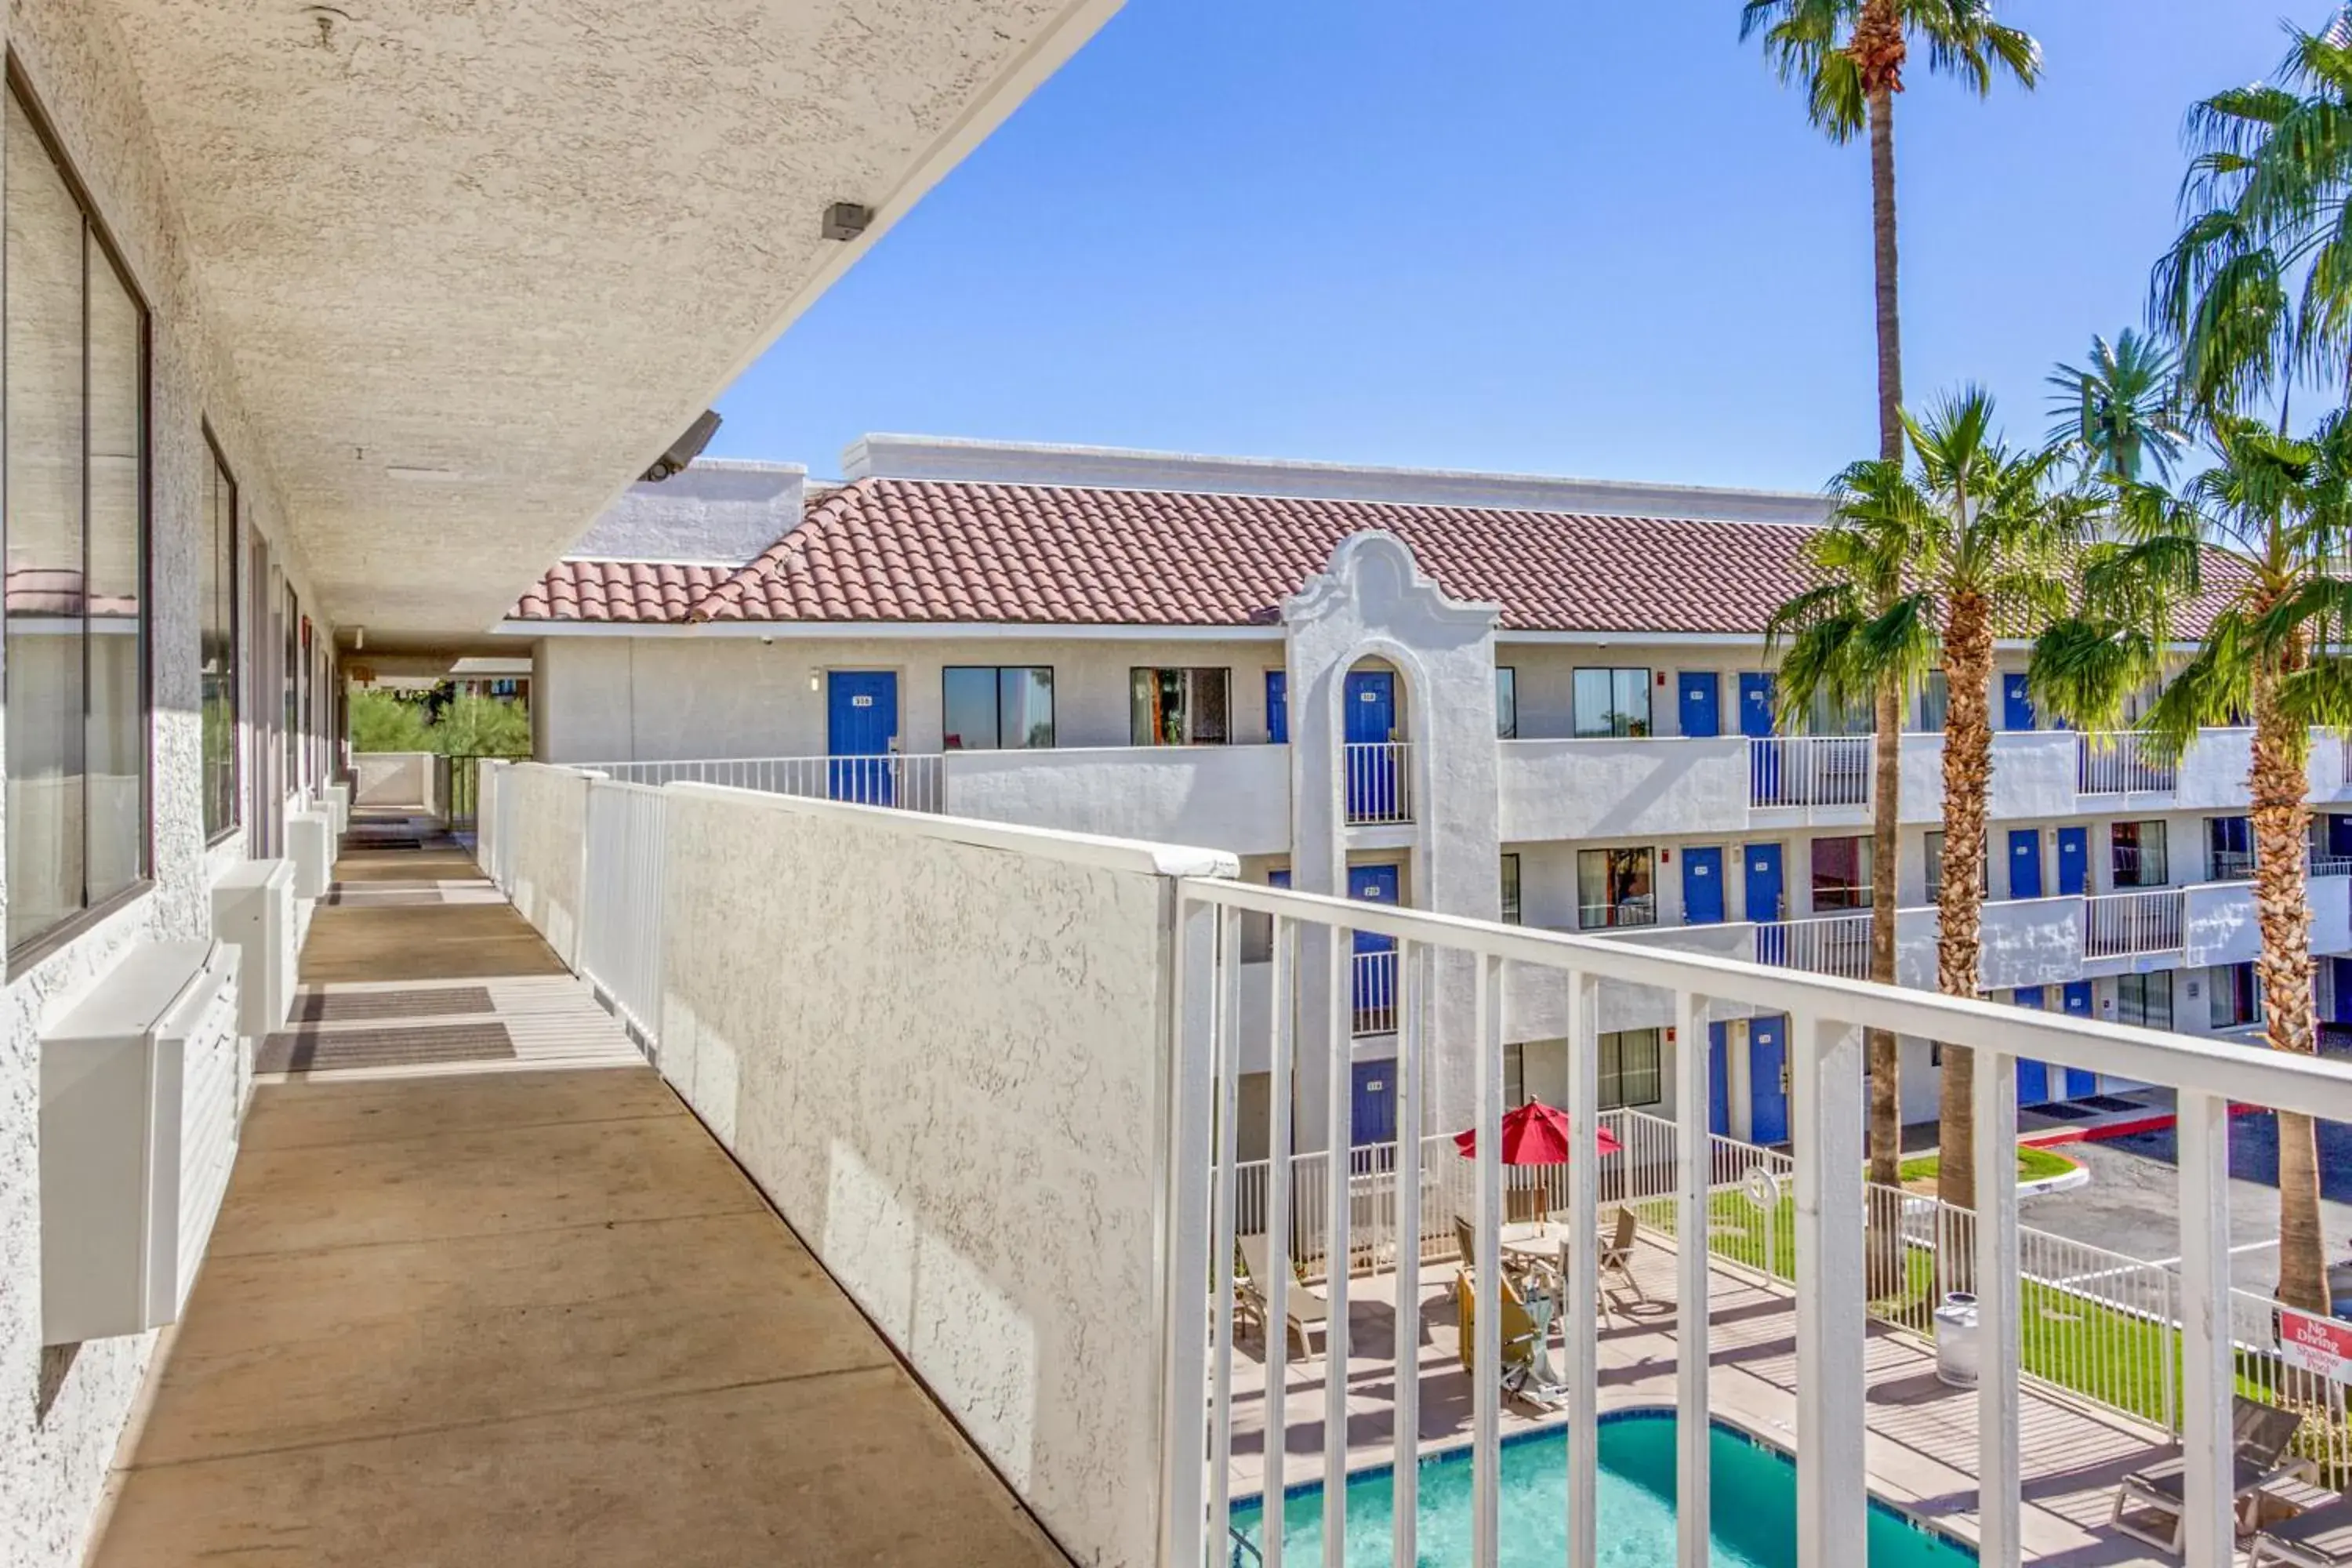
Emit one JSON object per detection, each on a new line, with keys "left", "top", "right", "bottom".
{"left": 2045, "top": 330, "right": 2191, "bottom": 485}
{"left": 1741, "top": 2, "right": 2038, "bottom": 1177}
{"left": 2031, "top": 413, "right": 2352, "bottom": 1313}
{"left": 2155, "top": 9, "right": 2352, "bottom": 421}
{"left": 1777, "top": 389, "right": 2079, "bottom": 1221}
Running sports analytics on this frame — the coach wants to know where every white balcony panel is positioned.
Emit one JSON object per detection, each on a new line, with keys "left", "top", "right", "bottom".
{"left": 1983, "top": 732, "right": 2079, "bottom": 819}
{"left": 2184, "top": 879, "right": 2352, "bottom": 967}
{"left": 942, "top": 744, "right": 1290, "bottom": 855}
{"left": 2171, "top": 730, "right": 2256, "bottom": 810}
{"left": 1894, "top": 898, "right": 2085, "bottom": 993}
{"left": 1497, "top": 737, "right": 1748, "bottom": 840}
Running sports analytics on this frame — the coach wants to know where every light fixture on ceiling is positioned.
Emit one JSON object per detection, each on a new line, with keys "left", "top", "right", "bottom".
{"left": 822, "top": 201, "right": 873, "bottom": 241}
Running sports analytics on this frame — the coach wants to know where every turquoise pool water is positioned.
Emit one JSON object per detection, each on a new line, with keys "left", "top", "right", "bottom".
{"left": 1231, "top": 1413, "right": 1976, "bottom": 1567}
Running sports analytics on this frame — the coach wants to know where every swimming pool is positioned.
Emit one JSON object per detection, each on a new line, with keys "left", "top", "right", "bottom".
{"left": 1231, "top": 1411, "right": 1976, "bottom": 1566}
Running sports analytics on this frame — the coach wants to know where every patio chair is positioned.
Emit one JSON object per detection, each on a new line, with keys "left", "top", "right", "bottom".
{"left": 2252, "top": 1491, "right": 2352, "bottom": 1568}
{"left": 1455, "top": 1216, "right": 1478, "bottom": 1266}
{"left": 1505, "top": 1185, "right": 1550, "bottom": 1225}
{"left": 1454, "top": 1266, "right": 1566, "bottom": 1410}
{"left": 1598, "top": 1208, "right": 1646, "bottom": 1306}
{"left": 2111, "top": 1396, "right": 2316, "bottom": 1555}
{"left": 1236, "top": 1235, "right": 1330, "bottom": 1361}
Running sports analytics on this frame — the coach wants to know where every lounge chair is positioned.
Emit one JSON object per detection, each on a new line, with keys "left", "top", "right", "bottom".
{"left": 1236, "top": 1234, "right": 1330, "bottom": 1360}
{"left": 2252, "top": 1491, "right": 2352, "bottom": 1568}
{"left": 1598, "top": 1208, "right": 1646, "bottom": 1306}
{"left": 2111, "top": 1396, "right": 2315, "bottom": 1554}
{"left": 1454, "top": 1265, "right": 1565, "bottom": 1410}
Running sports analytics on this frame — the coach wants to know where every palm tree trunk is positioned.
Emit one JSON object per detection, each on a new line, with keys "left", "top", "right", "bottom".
{"left": 1934, "top": 598, "right": 1996, "bottom": 1221}
{"left": 1868, "top": 678, "right": 1904, "bottom": 1187}
{"left": 2249, "top": 659, "right": 2329, "bottom": 1312}
{"left": 1867, "top": 84, "right": 1903, "bottom": 466}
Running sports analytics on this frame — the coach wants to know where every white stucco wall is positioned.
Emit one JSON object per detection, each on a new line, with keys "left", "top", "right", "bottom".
{"left": 501, "top": 764, "right": 590, "bottom": 966}
{"left": 1497, "top": 738, "right": 1748, "bottom": 842}
{"left": 0, "top": 12, "right": 341, "bottom": 1566}
{"left": 648, "top": 783, "right": 1225, "bottom": 1568}
{"left": 943, "top": 742, "right": 1290, "bottom": 855}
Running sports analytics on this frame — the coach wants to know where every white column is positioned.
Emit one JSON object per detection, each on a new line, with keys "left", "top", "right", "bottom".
{"left": 1675, "top": 991, "right": 1712, "bottom": 1568}
{"left": 1974, "top": 1049, "right": 2020, "bottom": 1567}
{"left": 1564, "top": 971, "right": 1599, "bottom": 1568}
{"left": 1472, "top": 955, "right": 1502, "bottom": 1568}
{"left": 1391, "top": 942, "right": 1423, "bottom": 1568}
{"left": 1207, "top": 908, "right": 1242, "bottom": 1556}
{"left": 1791, "top": 1010, "right": 1867, "bottom": 1568}
{"left": 1263, "top": 916, "right": 1294, "bottom": 1568}
{"left": 1322, "top": 932, "right": 1352, "bottom": 1568}
{"left": 2176, "top": 1089, "right": 2234, "bottom": 1568}
{"left": 1156, "top": 895, "right": 1216, "bottom": 1568}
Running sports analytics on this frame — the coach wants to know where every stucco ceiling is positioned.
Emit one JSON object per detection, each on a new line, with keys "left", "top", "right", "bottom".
{"left": 98, "top": 0, "right": 1119, "bottom": 652}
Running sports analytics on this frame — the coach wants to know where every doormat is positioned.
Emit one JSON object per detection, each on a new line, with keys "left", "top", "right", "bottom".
{"left": 289, "top": 986, "right": 495, "bottom": 1023}
{"left": 257, "top": 1022, "right": 514, "bottom": 1073}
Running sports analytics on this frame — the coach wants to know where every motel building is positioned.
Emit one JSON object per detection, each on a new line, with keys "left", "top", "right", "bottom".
{"left": 3, "top": 2, "right": 2350, "bottom": 1566}
{"left": 506, "top": 434, "right": 2352, "bottom": 1155}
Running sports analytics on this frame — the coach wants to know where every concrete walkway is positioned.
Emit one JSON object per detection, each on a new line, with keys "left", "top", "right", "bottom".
{"left": 89, "top": 825, "right": 1073, "bottom": 1568}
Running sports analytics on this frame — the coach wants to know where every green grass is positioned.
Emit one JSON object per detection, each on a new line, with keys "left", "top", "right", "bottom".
{"left": 1896, "top": 1146, "right": 2078, "bottom": 1187}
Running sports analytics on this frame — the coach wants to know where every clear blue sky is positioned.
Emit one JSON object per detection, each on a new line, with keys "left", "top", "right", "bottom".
{"left": 710, "top": 1, "right": 2299, "bottom": 493}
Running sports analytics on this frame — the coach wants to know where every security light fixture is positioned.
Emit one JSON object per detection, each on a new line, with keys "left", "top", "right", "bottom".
{"left": 641, "top": 410, "right": 721, "bottom": 483}
{"left": 822, "top": 201, "right": 873, "bottom": 241}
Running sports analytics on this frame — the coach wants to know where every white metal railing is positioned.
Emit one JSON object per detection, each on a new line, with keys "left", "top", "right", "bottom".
{"left": 578, "top": 779, "right": 666, "bottom": 1051}
{"left": 1755, "top": 911, "right": 1872, "bottom": 978}
{"left": 2314, "top": 855, "right": 2352, "bottom": 879}
{"left": 1575, "top": 895, "right": 1657, "bottom": 931}
{"left": 1341, "top": 741, "right": 1412, "bottom": 824}
{"left": 1350, "top": 949, "right": 1398, "bottom": 1036}
{"left": 2078, "top": 731, "right": 2180, "bottom": 794}
{"left": 581, "top": 753, "right": 945, "bottom": 812}
{"left": 2213, "top": 849, "right": 2257, "bottom": 881}
{"left": 1748, "top": 734, "right": 1871, "bottom": 809}
{"left": 1172, "top": 876, "right": 2352, "bottom": 1568}
{"left": 2083, "top": 887, "right": 2187, "bottom": 957}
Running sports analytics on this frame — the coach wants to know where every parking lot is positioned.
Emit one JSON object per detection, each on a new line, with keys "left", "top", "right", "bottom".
{"left": 2016, "top": 1112, "right": 2352, "bottom": 1298}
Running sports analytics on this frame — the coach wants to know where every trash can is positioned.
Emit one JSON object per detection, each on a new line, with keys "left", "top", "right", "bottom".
{"left": 1934, "top": 1292, "right": 1980, "bottom": 1388}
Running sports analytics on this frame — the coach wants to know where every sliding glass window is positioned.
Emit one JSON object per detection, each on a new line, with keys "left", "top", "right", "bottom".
{"left": 202, "top": 437, "right": 238, "bottom": 840}
{"left": 942, "top": 666, "right": 1054, "bottom": 750}
{"left": 5, "top": 79, "right": 150, "bottom": 957}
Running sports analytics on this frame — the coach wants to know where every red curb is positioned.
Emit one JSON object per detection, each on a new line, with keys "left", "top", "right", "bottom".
{"left": 2024, "top": 1101, "right": 2273, "bottom": 1149}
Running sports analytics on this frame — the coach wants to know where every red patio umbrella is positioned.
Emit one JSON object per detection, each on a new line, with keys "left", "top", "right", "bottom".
{"left": 1452, "top": 1098, "right": 1623, "bottom": 1163}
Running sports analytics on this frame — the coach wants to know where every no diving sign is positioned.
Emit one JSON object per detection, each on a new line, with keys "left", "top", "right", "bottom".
{"left": 2279, "top": 1308, "right": 2352, "bottom": 1383}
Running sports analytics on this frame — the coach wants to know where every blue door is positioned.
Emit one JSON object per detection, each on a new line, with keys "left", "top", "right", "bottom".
{"left": 2056, "top": 826, "right": 2089, "bottom": 897}
{"left": 1349, "top": 864, "right": 1399, "bottom": 1031}
{"left": 826, "top": 670, "right": 898, "bottom": 805}
{"left": 1706, "top": 1023, "right": 1732, "bottom": 1136}
{"left": 1344, "top": 669, "right": 1399, "bottom": 819}
{"left": 2332, "top": 814, "right": 2352, "bottom": 858}
{"left": 1749, "top": 1016, "right": 1790, "bottom": 1145}
{"left": 1740, "top": 673, "right": 1779, "bottom": 800}
{"left": 2011, "top": 987, "right": 2051, "bottom": 1105}
{"left": 1265, "top": 670, "right": 1288, "bottom": 745}
{"left": 2009, "top": 829, "right": 2044, "bottom": 900}
{"left": 2002, "top": 673, "right": 2036, "bottom": 731}
{"left": 1679, "top": 672, "right": 1722, "bottom": 739}
{"left": 1351, "top": 1059, "right": 1397, "bottom": 1147}
{"left": 1682, "top": 846, "right": 1726, "bottom": 924}
{"left": 2061, "top": 979, "right": 2099, "bottom": 1095}
{"left": 1744, "top": 843, "right": 1784, "bottom": 923}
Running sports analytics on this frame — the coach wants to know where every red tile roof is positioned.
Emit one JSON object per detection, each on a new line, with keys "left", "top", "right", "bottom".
{"left": 513, "top": 477, "right": 1824, "bottom": 633}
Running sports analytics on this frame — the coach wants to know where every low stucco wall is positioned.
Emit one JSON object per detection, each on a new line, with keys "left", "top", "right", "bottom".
{"left": 652, "top": 785, "right": 1225, "bottom": 1568}
{"left": 1497, "top": 737, "right": 1747, "bottom": 841}
{"left": 353, "top": 751, "right": 437, "bottom": 812}
{"left": 943, "top": 742, "right": 1290, "bottom": 855}
{"left": 501, "top": 764, "right": 589, "bottom": 964}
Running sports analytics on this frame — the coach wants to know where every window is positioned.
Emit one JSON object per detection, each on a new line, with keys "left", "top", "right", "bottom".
{"left": 5, "top": 80, "right": 150, "bottom": 957}
{"left": 284, "top": 583, "right": 299, "bottom": 782}
{"left": 1811, "top": 835, "right": 1872, "bottom": 911}
{"left": 1500, "top": 853, "right": 1522, "bottom": 925}
{"left": 1495, "top": 666, "right": 1518, "bottom": 739}
{"left": 1577, "top": 846, "right": 1655, "bottom": 929}
{"left": 1922, "top": 829, "right": 1988, "bottom": 904}
{"left": 2210, "top": 962, "right": 2262, "bottom": 1029}
{"left": 2112, "top": 820, "right": 2169, "bottom": 888}
{"left": 1131, "top": 666, "right": 1229, "bottom": 746}
{"left": 201, "top": 438, "right": 238, "bottom": 840}
{"left": 1917, "top": 671, "right": 1949, "bottom": 733}
{"left": 1599, "top": 1028, "right": 1664, "bottom": 1110}
{"left": 1504, "top": 1041, "right": 1526, "bottom": 1109}
{"left": 1573, "top": 667, "right": 1651, "bottom": 738}
{"left": 2209, "top": 815, "right": 2253, "bottom": 881}
{"left": 2116, "top": 971, "right": 2173, "bottom": 1031}
{"left": 943, "top": 666, "right": 1054, "bottom": 750}
{"left": 1806, "top": 689, "right": 1872, "bottom": 735}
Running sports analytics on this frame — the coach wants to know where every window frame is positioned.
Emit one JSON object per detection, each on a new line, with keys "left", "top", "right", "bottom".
{"left": 2209, "top": 962, "right": 2262, "bottom": 1029}
{"left": 1573, "top": 666, "right": 1653, "bottom": 739}
{"left": 2111, "top": 818, "right": 2170, "bottom": 890}
{"left": 1597, "top": 1027, "right": 1664, "bottom": 1110}
{"left": 4, "top": 62, "right": 155, "bottom": 974}
{"left": 1576, "top": 845, "right": 1656, "bottom": 930}
{"left": 1810, "top": 834, "right": 1873, "bottom": 913}
{"left": 2116, "top": 971, "right": 2174, "bottom": 1031}
{"left": 1500, "top": 852, "right": 1522, "bottom": 925}
{"left": 942, "top": 664, "right": 1055, "bottom": 752}
{"left": 1129, "top": 666, "right": 1230, "bottom": 746}
{"left": 200, "top": 426, "right": 240, "bottom": 844}
{"left": 1495, "top": 665, "right": 1518, "bottom": 740}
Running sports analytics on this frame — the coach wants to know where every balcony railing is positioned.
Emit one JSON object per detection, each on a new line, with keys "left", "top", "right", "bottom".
{"left": 2315, "top": 855, "right": 2352, "bottom": 879}
{"left": 1748, "top": 735, "right": 1870, "bottom": 809}
{"left": 1351, "top": 948, "right": 1397, "bottom": 1036}
{"left": 2078, "top": 732, "right": 2179, "bottom": 795}
{"left": 1342, "top": 740, "right": 1412, "bottom": 824}
{"left": 581, "top": 752, "right": 945, "bottom": 812}
{"left": 2084, "top": 887, "right": 2187, "bottom": 958}
{"left": 477, "top": 760, "right": 2352, "bottom": 1568}
{"left": 1576, "top": 895, "right": 1657, "bottom": 931}
{"left": 2212, "top": 849, "right": 2256, "bottom": 881}
{"left": 1755, "top": 910, "right": 1872, "bottom": 978}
